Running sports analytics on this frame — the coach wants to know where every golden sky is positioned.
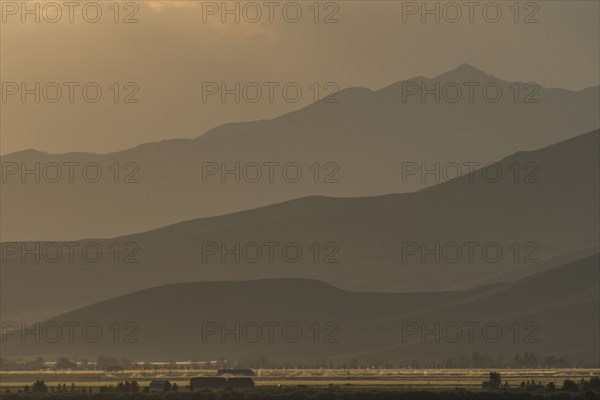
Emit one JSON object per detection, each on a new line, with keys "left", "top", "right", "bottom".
{"left": 1, "top": 0, "right": 599, "bottom": 154}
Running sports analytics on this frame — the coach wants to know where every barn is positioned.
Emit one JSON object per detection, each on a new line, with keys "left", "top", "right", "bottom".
{"left": 227, "top": 377, "right": 255, "bottom": 388}
{"left": 190, "top": 377, "right": 228, "bottom": 390}
{"left": 148, "top": 379, "right": 170, "bottom": 392}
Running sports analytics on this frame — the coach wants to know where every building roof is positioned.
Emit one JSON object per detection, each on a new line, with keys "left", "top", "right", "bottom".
{"left": 149, "top": 379, "right": 170, "bottom": 388}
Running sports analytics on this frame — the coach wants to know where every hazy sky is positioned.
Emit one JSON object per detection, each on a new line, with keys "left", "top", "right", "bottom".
{"left": 1, "top": 0, "right": 599, "bottom": 154}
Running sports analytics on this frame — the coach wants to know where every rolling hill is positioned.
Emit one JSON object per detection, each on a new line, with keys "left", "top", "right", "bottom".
{"left": 1, "top": 130, "right": 598, "bottom": 323}
{"left": 2, "top": 254, "right": 597, "bottom": 365}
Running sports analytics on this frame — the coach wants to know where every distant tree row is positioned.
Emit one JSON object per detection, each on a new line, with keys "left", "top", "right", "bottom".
{"left": 99, "top": 381, "right": 140, "bottom": 393}
{"left": 482, "top": 373, "right": 600, "bottom": 393}
{"left": 0, "top": 351, "right": 588, "bottom": 371}
{"left": 0, "top": 355, "right": 134, "bottom": 371}
{"left": 19, "top": 381, "right": 91, "bottom": 395}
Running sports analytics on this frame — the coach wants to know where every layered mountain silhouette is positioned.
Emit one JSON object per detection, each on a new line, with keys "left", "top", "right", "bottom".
{"left": 2, "top": 64, "right": 599, "bottom": 241}
{"left": 2, "top": 130, "right": 598, "bottom": 323}
{"left": 2, "top": 253, "right": 597, "bottom": 365}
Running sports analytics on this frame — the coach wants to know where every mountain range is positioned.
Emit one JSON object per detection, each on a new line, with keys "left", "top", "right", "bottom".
{"left": 2, "top": 253, "right": 597, "bottom": 364}
{"left": 1, "top": 129, "right": 598, "bottom": 323}
{"left": 2, "top": 64, "right": 599, "bottom": 241}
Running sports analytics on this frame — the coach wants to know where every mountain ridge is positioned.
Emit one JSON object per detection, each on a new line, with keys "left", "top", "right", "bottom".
{"left": 3, "top": 64, "right": 598, "bottom": 157}
{"left": 1, "top": 130, "right": 598, "bottom": 323}
{"left": 3, "top": 253, "right": 597, "bottom": 364}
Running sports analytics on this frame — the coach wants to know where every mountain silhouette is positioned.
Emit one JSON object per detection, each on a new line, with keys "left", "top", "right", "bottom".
{"left": 2, "top": 65, "right": 598, "bottom": 240}
{"left": 2, "top": 130, "right": 598, "bottom": 323}
{"left": 3, "top": 253, "right": 597, "bottom": 365}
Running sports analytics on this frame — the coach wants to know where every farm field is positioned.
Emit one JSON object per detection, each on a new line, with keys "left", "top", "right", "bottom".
{"left": 1, "top": 369, "right": 598, "bottom": 391}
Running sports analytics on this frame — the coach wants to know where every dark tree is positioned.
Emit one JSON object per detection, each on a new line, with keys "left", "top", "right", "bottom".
{"left": 562, "top": 379, "right": 579, "bottom": 392}
{"left": 31, "top": 380, "right": 48, "bottom": 393}
{"left": 489, "top": 372, "right": 502, "bottom": 390}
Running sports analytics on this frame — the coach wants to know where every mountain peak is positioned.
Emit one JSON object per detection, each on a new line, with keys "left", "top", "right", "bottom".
{"left": 433, "top": 63, "right": 496, "bottom": 81}
{"left": 454, "top": 63, "right": 484, "bottom": 74}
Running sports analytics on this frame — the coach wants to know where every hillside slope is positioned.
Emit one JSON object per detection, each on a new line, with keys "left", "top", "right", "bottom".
{"left": 2, "top": 254, "right": 597, "bottom": 365}
{"left": 2, "top": 65, "right": 598, "bottom": 241}
{"left": 1, "top": 130, "right": 598, "bottom": 322}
